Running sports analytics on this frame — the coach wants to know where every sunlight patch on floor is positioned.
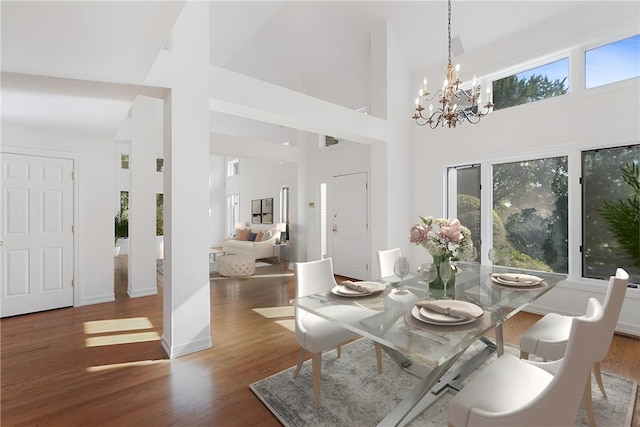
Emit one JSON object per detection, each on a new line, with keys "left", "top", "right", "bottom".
{"left": 87, "top": 359, "right": 169, "bottom": 372}
{"left": 275, "top": 319, "right": 295, "bottom": 332}
{"left": 84, "top": 317, "right": 154, "bottom": 334}
{"left": 252, "top": 306, "right": 295, "bottom": 318}
{"left": 85, "top": 331, "right": 161, "bottom": 347}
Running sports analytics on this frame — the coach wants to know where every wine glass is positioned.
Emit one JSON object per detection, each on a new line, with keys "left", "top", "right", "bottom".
{"left": 393, "top": 256, "right": 410, "bottom": 295}
{"left": 439, "top": 261, "right": 452, "bottom": 299}
{"left": 417, "top": 262, "right": 437, "bottom": 299}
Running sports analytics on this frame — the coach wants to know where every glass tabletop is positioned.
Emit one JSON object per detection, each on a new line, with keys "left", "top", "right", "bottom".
{"left": 290, "top": 262, "right": 566, "bottom": 367}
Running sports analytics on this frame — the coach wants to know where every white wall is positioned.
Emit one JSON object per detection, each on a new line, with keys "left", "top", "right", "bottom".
{"left": 223, "top": 156, "right": 297, "bottom": 254}
{"left": 208, "top": 154, "right": 226, "bottom": 247}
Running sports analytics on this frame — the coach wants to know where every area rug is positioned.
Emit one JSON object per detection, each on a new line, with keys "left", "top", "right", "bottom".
{"left": 250, "top": 339, "right": 637, "bottom": 427}
{"left": 156, "top": 260, "right": 272, "bottom": 275}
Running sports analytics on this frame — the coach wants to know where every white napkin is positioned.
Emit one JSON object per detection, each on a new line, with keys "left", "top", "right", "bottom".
{"left": 492, "top": 273, "right": 543, "bottom": 284}
{"left": 416, "top": 300, "right": 483, "bottom": 319}
{"left": 340, "top": 281, "right": 381, "bottom": 293}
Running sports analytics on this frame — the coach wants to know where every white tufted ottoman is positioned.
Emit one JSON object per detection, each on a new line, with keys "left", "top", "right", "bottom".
{"left": 217, "top": 255, "right": 255, "bottom": 278}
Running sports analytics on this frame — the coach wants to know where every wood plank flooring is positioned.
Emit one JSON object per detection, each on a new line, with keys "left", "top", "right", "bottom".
{"left": 1, "top": 260, "right": 638, "bottom": 426}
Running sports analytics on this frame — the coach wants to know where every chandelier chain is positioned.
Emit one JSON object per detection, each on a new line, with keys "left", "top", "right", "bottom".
{"left": 447, "top": 0, "right": 452, "bottom": 69}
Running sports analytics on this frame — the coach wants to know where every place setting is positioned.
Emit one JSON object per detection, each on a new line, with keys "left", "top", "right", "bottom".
{"left": 489, "top": 272, "right": 548, "bottom": 290}
{"left": 331, "top": 280, "right": 387, "bottom": 298}
{"left": 404, "top": 297, "right": 490, "bottom": 333}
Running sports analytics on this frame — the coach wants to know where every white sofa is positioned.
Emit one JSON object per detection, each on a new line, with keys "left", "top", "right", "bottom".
{"left": 222, "top": 228, "right": 281, "bottom": 260}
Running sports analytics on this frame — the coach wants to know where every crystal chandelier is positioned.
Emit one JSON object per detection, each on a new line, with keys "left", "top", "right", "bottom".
{"left": 412, "top": 0, "right": 493, "bottom": 128}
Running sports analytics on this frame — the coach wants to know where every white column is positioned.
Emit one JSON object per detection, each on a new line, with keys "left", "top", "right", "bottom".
{"left": 155, "top": 1, "right": 212, "bottom": 358}
{"left": 117, "top": 96, "right": 162, "bottom": 298}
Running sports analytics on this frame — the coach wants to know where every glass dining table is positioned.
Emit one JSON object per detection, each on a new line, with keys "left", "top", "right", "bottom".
{"left": 290, "top": 262, "right": 566, "bottom": 427}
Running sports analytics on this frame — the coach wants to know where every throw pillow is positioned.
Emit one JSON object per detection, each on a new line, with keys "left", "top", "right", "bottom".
{"left": 255, "top": 230, "right": 264, "bottom": 242}
{"left": 248, "top": 232, "right": 257, "bottom": 241}
{"left": 236, "top": 229, "right": 251, "bottom": 241}
{"left": 261, "top": 230, "right": 274, "bottom": 241}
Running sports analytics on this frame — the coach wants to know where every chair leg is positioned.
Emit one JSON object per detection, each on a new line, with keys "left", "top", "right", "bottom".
{"left": 583, "top": 374, "right": 598, "bottom": 427}
{"left": 520, "top": 350, "right": 529, "bottom": 359}
{"left": 337, "top": 345, "right": 341, "bottom": 358}
{"left": 312, "top": 352, "right": 322, "bottom": 408}
{"left": 293, "top": 347, "right": 305, "bottom": 377}
{"left": 374, "top": 342, "right": 383, "bottom": 374}
{"left": 593, "top": 361, "right": 607, "bottom": 398}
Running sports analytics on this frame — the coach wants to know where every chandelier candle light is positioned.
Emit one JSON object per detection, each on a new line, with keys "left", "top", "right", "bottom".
{"left": 412, "top": 0, "right": 493, "bottom": 128}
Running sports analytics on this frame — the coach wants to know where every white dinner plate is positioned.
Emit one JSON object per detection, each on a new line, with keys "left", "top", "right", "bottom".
{"left": 491, "top": 276, "right": 543, "bottom": 287}
{"left": 331, "top": 282, "right": 385, "bottom": 297}
{"left": 411, "top": 305, "right": 479, "bottom": 326}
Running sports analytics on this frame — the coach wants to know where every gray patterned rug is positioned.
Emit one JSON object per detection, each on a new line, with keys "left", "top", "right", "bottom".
{"left": 250, "top": 339, "right": 637, "bottom": 427}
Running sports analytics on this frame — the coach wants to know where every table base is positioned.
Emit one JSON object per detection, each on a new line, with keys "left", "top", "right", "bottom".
{"left": 379, "top": 336, "right": 498, "bottom": 427}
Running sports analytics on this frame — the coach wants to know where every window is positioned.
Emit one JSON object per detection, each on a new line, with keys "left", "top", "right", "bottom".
{"left": 447, "top": 164, "right": 481, "bottom": 261}
{"left": 120, "top": 191, "right": 129, "bottom": 217}
{"left": 227, "top": 194, "right": 239, "bottom": 236}
{"left": 227, "top": 159, "right": 239, "bottom": 177}
{"left": 582, "top": 145, "right": 639, "bottom": 283}
{"left": 121, "top": 154, "right": 129, "bottom": 169}
{"left": 492, "top": 58, "right": 569, "bottom": 111}
{"left": 323, "top": 136, "right": 339, "bottom": 147}
{"left": 156, "top": 159, "right": 164, "bottom": 172}
{"left": 281, "top": 186, "right": 290, "bottom": 240}
{"left": 586, "top": 34, "right": 640, "bottom": 88}
{"left": 156, "top": 193, "right": 164, "bottom": 236}
{"left": 492, "top": 157, "right": 568, "bottom": 272}
{"left": 320, "top": 183, "right": 328, "bottom": 258}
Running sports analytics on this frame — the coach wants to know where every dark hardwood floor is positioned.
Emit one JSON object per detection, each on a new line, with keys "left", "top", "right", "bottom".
{"left": 1, "top": 259, "right": 638, "bottom": 426}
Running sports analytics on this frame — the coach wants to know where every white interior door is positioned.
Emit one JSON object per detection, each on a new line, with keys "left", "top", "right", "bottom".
{"left": 1, "top": 153, "right": 74, "bottom": 317}
{"left": 329, "top": 172, "right": 368, "bottom": 279}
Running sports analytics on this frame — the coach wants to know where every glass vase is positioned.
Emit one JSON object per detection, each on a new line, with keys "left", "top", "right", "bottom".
{"left": 429, "top": 254, "right": 456, "bottom": 298}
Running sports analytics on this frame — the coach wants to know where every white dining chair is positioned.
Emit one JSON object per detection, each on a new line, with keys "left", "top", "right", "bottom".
{"left": 293, "top": 258, "right": 382, "bottom": 408}
{"left": 376, "top": 248, "right": 401, "bottom": 279}
{"left": 448, "top": 295, "right": 607, "bottom": 426}
{"left": 519, "top": 268, "right": 629, "bottom": 426}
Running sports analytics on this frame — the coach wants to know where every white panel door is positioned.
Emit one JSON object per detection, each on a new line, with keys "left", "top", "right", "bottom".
{"left": 329, "top": 172, "right": 368, "bottom": 279}
{"left": 1, "top": 153, "right": 74, "bottom": 317}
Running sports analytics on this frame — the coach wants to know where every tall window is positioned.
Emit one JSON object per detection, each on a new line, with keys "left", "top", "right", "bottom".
{"left": 320, "top": 183, "right": 328, "bottom": 258}
{"left": 492, "top": 58, "right": 569, "bottom": 111}
{"left": 227, "top": 159, "right": 239, "bottom": 177}
{"left": 121, "top": 154, "right": 129, "bottom": 169}
{"left": 156, "top": 193, "right": 164, "bottom": 236}
{"left": 582, "top": 145, "right": 639, "bottom": 283}
{"left": 492, "top": 157, "right": 568, "bottom": 272}
{"left": 447, "top": 164, "right": 481, "bottom": 261}
{"left": 226, "top": 194, "right": 239, "bottom": 236}
{"left": 281, "top": 186, "right": 290, "bottom": 240}
{"left": 586, "top": 34, "right": 640, "bottom": 89}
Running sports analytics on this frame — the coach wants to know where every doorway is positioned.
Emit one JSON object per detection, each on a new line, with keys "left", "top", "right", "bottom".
{"left": 327, "top": 172, "right": 369, "bottom": 279}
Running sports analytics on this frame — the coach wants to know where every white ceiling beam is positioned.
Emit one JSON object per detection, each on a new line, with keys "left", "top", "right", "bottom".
{"left": 209, "top": 66, "right": 387, "bottom": 145}
{"left": 209, "top": 133, "right": 298, "bottom": 163}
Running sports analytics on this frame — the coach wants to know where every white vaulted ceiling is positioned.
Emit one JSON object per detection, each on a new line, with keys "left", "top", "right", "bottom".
{"left": 1, "top": 1, "right": 589, "bottom": 139}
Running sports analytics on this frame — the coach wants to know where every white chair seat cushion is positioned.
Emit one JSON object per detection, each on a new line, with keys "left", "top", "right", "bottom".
{"left": 298, "top": 305, "right": 372, "bottom": 353}
{"left": 449, "top": 354, "right": 553, "bottom": 427}
{"left": 520, "top": 313, "right": 573, "bottom": 360}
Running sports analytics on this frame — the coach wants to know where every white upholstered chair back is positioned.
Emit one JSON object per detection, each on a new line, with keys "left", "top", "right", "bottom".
{"left": 376, "top": 248, "right": 401, "bottom": 279}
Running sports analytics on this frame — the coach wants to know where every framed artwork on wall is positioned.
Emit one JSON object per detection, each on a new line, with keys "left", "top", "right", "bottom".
{"left": 252, "top": 199, "right": 262, "bottom": 224}
{"left": 251, "top": 198, "right": 274, "bottom": 224}
{"left": 262, "top": 198, "right": 273, "bottom": 224}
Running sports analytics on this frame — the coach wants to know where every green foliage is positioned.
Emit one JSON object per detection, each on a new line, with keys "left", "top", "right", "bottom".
{"left": 599, "top": 162, "right": 640, "bottom": 267}
{"left": 156, "top": 193, "right": 164, "bottom": 236}
{"left": 492, "top": 74, "right": 568, "bottom": 111}
{"left": 114, "top": 211, "right": 129, "bottom": 244}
